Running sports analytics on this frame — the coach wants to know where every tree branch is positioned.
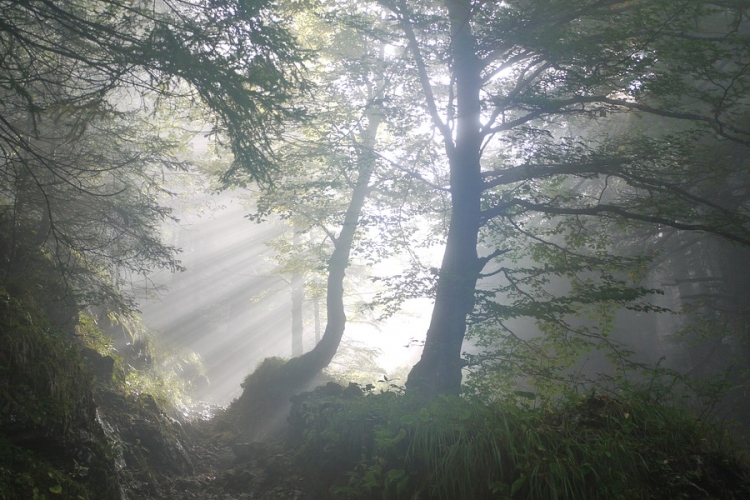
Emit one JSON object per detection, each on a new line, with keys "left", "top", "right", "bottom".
{"left": 482, "top": 159, "right": 629, "bottom": 189}
{"left": 476, "top": 248, "right": 511, "bottom": 273}
{"left": 383, "top": 0, "right": 455, "bottom": 156}
{"left": 489, "top": 198, "right": 750, "bottom": 247}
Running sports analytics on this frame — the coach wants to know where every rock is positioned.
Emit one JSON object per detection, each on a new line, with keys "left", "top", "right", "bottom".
{"left": 81, "top": 347, "right": 115, "bottom": 380}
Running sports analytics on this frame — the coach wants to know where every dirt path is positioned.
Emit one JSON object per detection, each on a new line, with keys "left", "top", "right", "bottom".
{"left": 136, "top": 419, "right": 320, "bottom": 500}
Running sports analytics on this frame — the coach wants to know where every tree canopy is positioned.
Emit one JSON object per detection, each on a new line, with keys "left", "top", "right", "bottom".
{"left": 4, "top": 0, "right": 750, "bottom": 409}
{"left": 0, "top": 0, "right": 304, "bottom": 308}
{"left": 4, "top": 2, "right": 750, "bottom": 498}
{"left": 205, "top": 0, "right": 750, "bottom": 401}
{"left": 365, "top": 0, "right": 750, "bottom": 395}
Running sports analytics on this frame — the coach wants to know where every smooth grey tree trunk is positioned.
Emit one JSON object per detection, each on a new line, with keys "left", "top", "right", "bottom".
{"left": 283, "top": 104, "right": 383, "bottom": 381}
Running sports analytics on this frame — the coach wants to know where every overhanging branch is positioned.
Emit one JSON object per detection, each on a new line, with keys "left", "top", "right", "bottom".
{"left": 482, "top": 159, "right": 629, "bottom": 189}
{"left": 488, "top": 198, "right": 750, "bottom": 247}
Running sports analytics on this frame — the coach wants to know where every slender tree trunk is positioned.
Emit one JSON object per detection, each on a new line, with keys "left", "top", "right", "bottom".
{"left": 228, "top": 35, "right": 389, "bottom": 440}
{"left": 281, "top": 104, "right": 383, "bottom": 382}
{"left": 228, "top": 105, "right": 384, "bottom": 440}
{"left": 313, "top": 295, "right": 321, "bottom": 345}
{"left": 406, "top": 0, "right": 484, "bottom": 396}
{"left": 291, "top": 226, "right": 304, "bottom": 357}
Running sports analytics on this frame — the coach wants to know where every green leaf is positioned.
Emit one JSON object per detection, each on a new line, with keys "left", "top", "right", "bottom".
{"left": 511, "top": 476, "right": 527, "bottom": 497}
{"left": 417, "top": 408, "right": 430, "bottom": 422}
{"left": 400, "top": 414, "right": 416, "bottom": 425}
{"left": 386, "top": 468, "right": 406, "bottom": 483}
{"left": 49, "top": 485, "right": 63, "bottom": 494}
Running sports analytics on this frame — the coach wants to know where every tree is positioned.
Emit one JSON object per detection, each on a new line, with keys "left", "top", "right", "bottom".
{"left": 291, "top": 224, "right": 306, "bottom": 356}
{"left": 377, "top": 0, "right": 750, "bottom": 396}
{"left": 0, "top": 0, "right": 304, "bottom": 308}
{"left": 240, "top": 2, "right": 396, "bottom": 391}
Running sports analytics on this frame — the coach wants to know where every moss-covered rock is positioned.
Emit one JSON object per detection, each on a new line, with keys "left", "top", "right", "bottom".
{"left": 214, "top": 357, "right": 296, "bottom": 443}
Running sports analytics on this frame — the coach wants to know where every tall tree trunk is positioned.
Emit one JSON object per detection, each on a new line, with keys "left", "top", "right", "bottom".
{"left": 226, "top": 30, "right": 390, "bottom": 439}
{"left": 291, "top": 226, "right": 304, "bottom": 357}
{"left": 406, "top": 0, "right": 484, "bottom": 396}
{"left": 313, "top": 295, "right": 321, "bottom": 345}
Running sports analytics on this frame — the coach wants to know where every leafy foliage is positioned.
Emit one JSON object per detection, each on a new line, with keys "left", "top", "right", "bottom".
{"left": 0, "top": 0, "right": 307, "bottom": 311}
{"left": 0, "top": 282, "right": 120, "bottom": 500}
{"left": 0, "top": 0, "right": 304, "bottom": 183}
{"left": 0, "top": 436, "right": 93, "bottom": 500}
{"left": 291, "top": 386, "right": 750, "bottom": 500}
{"left": 0, "top": 286, "right": 92, "bottom": 437}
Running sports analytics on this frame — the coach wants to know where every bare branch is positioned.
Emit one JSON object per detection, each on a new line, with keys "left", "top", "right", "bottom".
{"left": 482, "top": 159, "right": 630, "bottom": 190}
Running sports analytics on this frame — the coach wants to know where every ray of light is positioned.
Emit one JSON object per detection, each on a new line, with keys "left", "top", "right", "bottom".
{"left": 137, "top": 191, "right": 432, "bottom": 404}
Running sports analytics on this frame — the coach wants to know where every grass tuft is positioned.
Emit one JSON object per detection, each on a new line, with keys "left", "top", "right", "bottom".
{"left": 291, "top": 386, "right": 750, "bottom": 499}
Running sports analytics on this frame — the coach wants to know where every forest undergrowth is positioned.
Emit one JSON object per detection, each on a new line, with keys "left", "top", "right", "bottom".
{"left": 189, "top": 355, "right": 750, "bottom": 500}
{"left": 1, "top": 240, "right": 748, "bottom": 500}
{"left": 3, "top": 301, "right": 750, "bottom": 500}
{"left": 3, "top": 241, "right": 748, "bottom": 499}
{"left": 283, "top": 381, "right": 750, "bottom": 500}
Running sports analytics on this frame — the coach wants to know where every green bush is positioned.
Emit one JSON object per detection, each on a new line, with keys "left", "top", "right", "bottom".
{"left": 0, "top": 288, "right": 119, "bottom": 499}
{"left": 0, "top": 287, "right": 93, "bottom": 435}
{"left": 0, "top": 437, "right": 92, "bottom": 500}
{"left": 291, "top": 387, "right": 750, "bottom": 500}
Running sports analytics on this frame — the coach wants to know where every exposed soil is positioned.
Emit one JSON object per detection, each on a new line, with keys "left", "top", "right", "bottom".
{"left": 109, "top": 401, "right": 328, "bottom": 500}
{"left": 151, "top": 428, "right": 316, "bottom": 500}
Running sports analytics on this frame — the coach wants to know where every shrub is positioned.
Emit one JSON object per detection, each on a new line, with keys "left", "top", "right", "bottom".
{"left": 290, "top": 387, "right": 750, "bottom": 499}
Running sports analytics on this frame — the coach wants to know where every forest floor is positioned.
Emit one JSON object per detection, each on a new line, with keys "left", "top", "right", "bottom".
{"left": 115, "top": 391, "right": 750, "bottom": 500}
{"left": 116, "top": 407, "right": 324, "bottom": 500}
{"left": 158, "top": 425, "right": 316, "bottom": 500}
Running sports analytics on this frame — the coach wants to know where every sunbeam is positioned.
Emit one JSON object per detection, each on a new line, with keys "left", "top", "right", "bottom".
{"left": 137, "top": 191, "right": 430, "bottom": 404}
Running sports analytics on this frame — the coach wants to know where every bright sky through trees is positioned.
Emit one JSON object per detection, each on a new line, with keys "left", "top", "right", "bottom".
{"left": 138, "top": 190, "right": 440, "bottom": 403}
{"left": 131, "top": 0, "right": 750, "bottom": 403}
{"left": 5, "top": 0, "right": 750, "bottom": 407}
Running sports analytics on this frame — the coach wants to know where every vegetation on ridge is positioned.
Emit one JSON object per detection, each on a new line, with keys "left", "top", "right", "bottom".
{"left": 290, "top": 384, "right": 750, "bottom": 499}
